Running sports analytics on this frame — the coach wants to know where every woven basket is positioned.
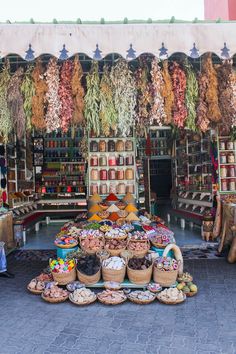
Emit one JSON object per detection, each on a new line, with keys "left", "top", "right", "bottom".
{"left": 128, "top": 294, "right": 156, "bottom": 304}
{"left": 127, "top": 264, "right": 153, "bottom": 285}
{"left": 54, "top": 242, "right": 78, "bottom": 249}
{"left": 97, "top": 293, "right": 127, "bottom": 305}
{"left": 80, "top": 237, "right": 105, "bottom": 255}
{"left": 157, "top": 294, "right": 186, "bottom": 305}
{"left": 102, "top": 265, "right": 126, "bottom": 283}
{"left": 27, "top": 285, "right": 44, "bottom": 295}
{"left": 127, "top": 240, "right": 150, "bottom": 258}
{"left": 41, "top": 293, "right": 69, "bottom": 303}
{"left": 52, "top": 268, "right": 76, "bottom": 285}
{"left": 69, "top": 293, "right": 97, "bottom": 306}
{"left": 76, "top": 268, "right": 101, "bottom": 285}
{"left": 105, "top": 234, "right": 127, "bottom": 241}
{"left": 153, "top": 266, "right": 178, "bottom": 287}
{"left": 150, "top": 241, "right": 166, "bottom": 249}
{"left": 104, "top": 247, "right": 126, "bottom": 257}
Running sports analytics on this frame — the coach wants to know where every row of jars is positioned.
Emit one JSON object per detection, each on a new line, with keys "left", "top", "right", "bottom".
{"left": 221, "top": 178, "right": 236, "bottom": 192}
{"left": 90, "top": 154, "right": 134, "bottom": 167}
{"left": 219, "top": 141, "right": 235, "bottom": 151}
{"left": 90, "top": 168, "right": 134, "bottom": 181}
{"left": 90, "top": 140, "right": 133, "bottom": 152}
{"left": 220, "top": 165, "right": 236, "bottom": 178}
{"left": 220, "top": 152, "right": 235, "bottom": 164}
{"left": 90, "top": 182, "right": 135, "bottom": 195}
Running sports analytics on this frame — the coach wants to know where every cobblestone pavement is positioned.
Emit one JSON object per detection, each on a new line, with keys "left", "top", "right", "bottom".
{"left": 0, "top": 257, "right": 236, "bottom": 354}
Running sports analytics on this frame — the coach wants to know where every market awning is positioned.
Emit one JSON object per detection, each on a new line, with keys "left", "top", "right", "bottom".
{"left": 0, "top": 23, "right": 236, "bottom": 60}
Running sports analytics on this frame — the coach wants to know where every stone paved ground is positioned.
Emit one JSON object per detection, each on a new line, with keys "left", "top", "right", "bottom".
{"left": 0, "top": 257, "right": 236, "bottom": 354}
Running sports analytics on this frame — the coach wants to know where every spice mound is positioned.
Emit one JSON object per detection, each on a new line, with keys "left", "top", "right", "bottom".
{"left": 128, "top": 257, "right": 152, "bottom": 270}
{"left": 102, "top": 256, "right": 126, "bottom": 270}
{"left": 70, "top": 288, "right": 96, "bottom": 304}
{"left": 97, "top": 289, "right": 127, "bottom": 304}
{"left": 77, "top": 255, "right": 101, "bottom": 275}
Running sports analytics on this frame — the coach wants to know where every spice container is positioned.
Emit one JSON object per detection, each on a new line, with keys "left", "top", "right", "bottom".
{"left": 227, "top": 141, "right": 234, "bottom": 150}
{"left": 117, "top": 155, "right": 124, "bottom": 166}
{"left": 117, "top": 169, "right": 124, "bottom": 180}
{"left": 100, "top": 183, "right": 108, "bottom": 195}
{"left": 91, "top": 169, "right": 99, "bottom": 181}
{"left": 125, "top": 140, "right": 133, "bottom": 151}
{"left": 108, "top": 154, "right": 116, "bottom": 166}
{"left": 99, "top": 140, "right": 106, "bottom": 152}
{"left": 219, "top": 141, "right": 225, "bottom": 150}
{"left": 108, "top": 140, "right": 115, "bottom": 152}
{"left": 90, "top": 183, "right": 98, "bottom": 195}
{"left": 99, "top": 155, "right": 107, "bottom": 166}
{"left": 116, "top": 140, "right": 124, "bottom": 152}
{"left": 117, "top": 183, "right": 126, "bottom": 194}
{"left": 220, "top": 165, "right": 227, "bottom": 178}
{"left": 109, "top": 168, "right": 116, "bottom": 180}
{"left": 126, "top": 154, "right": 134, "bottom": 166}
{"left": 229, "top": 165, "right": 235, "bottom": 177}
{"left": 220, "top": 153, "right": 227, "bottom": 164}
{"left": 90, "top": 141, "right": 98, "bottom": 152}
{"left": 100, "top": 169, "right": 108, "bottom": 181}
{"left": 126, "top": 183, "right": 134, "bottom": 194}
{"left": 229, "top": 179, "right": 235, "bottom": 191}
{"left": 109, "top": 183, "right": 116, "bottom": 194}
{"left": 228, "top": 152, "right": 235, "bottom": 163}
{"left": 221, "top": 179, "right": 228, "bottom": 192}
{"left": 125, "top": 168, "right": 134, "bottom": 180}
{"left": 91, "top": 155, "right": 98, "bottom": 166}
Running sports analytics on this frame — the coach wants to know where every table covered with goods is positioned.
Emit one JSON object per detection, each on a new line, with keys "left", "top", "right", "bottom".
{"left": 27, "top": 193, "right": 198, "bottom": 306}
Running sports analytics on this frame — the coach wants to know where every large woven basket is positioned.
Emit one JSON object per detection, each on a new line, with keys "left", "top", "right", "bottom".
{"left": 76, "top": 268, "right": 101, "bottom": 285}
{"left": 102, "top": 266, "right": 126, "bottom": 283}
{"left": 153, "top": 266, "right": 178, "bottom": 287}
{"left": 127, "top": 264, "right": 153, "bottom": 285}
{"left": 52, "top": 268, "right": 76, "bottom": 285}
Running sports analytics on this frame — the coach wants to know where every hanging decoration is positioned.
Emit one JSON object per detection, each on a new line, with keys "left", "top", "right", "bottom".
{"left": 150, "top": 58, "right": 166, "bottom": 126}
{"left": 20, "top": 65, "right": 35, "bottom": 132}
{"left": 84, "top": 61, "right": 100, "bottom": 136}
{"left": 170, "top": 62, "right": 187, "bottom": 128}
{"left": 110, "top": 59, "right": 136, "bottom": 136}
{"left": 161, "top": 60, "right": 174, "bottom": 125}
{"left": 99, "top": 65, "right": 117, "bottom": 136}
{"left": 31, "top": 60, "right": 47, "bottom": 130}
{"left": 0, "top": 62, "right": 12, "bottom": 143}
{"left": 184, "top": 60, "right": 198, "bottom": 131}
{"left": 45, "top": 58, "right": 61, "bottom": 133}
{"left": 58, "top": 60, "right": 73, "bottom": 132}
{"left": 196, "top": 71, "right": 210, "bottom": 133}
{"left": 7, "top": 67, "right": 25, "bottom": 140}
{"left": 71, "top": 55, "right": 84, "bottom": 124}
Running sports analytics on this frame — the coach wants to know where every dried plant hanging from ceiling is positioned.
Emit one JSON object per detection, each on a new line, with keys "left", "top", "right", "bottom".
{"left": 59, "top": 60, "right": 73, "bottom": 132}
{"left": 170, "top": 62, "right": 187, "bottom": 128}
{"left": 31, "top": 60, "right": 47, "bottom": 130}
{"left": 71, "top": 55, "right": 84, "bottom": 125}
{"left": 20, "top": 65, "right": 35, "bottom": 132}
{"left": 0, "top": 61, "right": 12, "bottom": 143}
{"left": 184, "top": 59, "right": 198, "bottom": 132}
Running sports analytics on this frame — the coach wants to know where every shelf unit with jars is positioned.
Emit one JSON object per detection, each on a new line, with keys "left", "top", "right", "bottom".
{"left": 88, "top": 130, "right": 137, "bottom": 198}
{"left": 217, "top": 135, "right": 236, "bottom": 194}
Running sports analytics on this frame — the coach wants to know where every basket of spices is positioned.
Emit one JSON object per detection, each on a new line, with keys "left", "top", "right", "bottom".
{"left": 149, "top": 225, "right": 175, "bottom": 249}
{"left": 105, "top": 228, "right": 127, "bottom": 241}
{"left": 97, "top": 289, "right": 127, "bottom": 305}
{"left": 69, "top": 288, "right": 97, "bottom": 306}
{"left": 127, "top": 232, "right": 150, "bottom": 258}
{"left": 27, "top": 273, "right": 53, "bottom": 294}
{"left": 105, "top": 239, "right": 127, "bottom": 256}
{"left": 80, "top": 234, "right": 105, "bottom": 255}
{"left": 127, "top": 256, "right": 153, "bottom": 285}
{"left": 50, "top": 258, "right": 76, "bottom": 285}
{"left": 102, "top": 256, "right": 126, "bottom": 283}
{"left": 76, "top": 254, "right": 101, "bottom": 285}
{"left": 153, "top": 257, "right": 179, "bottom": 287}
{"left": 41, "top": 282, "right": 69, "bottom": 303}
{"left": 128, "top": 290, "right": 156, "bottom": 305}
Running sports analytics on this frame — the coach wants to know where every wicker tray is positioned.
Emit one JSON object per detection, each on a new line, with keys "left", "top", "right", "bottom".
{"left": 41, "top": 293, "right": 69, "bottom": 303}
{"left": 97, "top": 294, "right": 127, "bottom": 305}
{"left": 27, "top": 285, "right": 44, "bottom": 295}
{"left": 128, "top": 294, "right": 156, "bottom": 305}
{"left": 69, "top": 293, "right": 97, "bottom": 306}
{"left": 54, "top": 242, "right": 78, "bottom": 249}
{"left": 185, "top": 291, "right": 198, "bottom": 297}
{"left": 157, "top": 294, "right": 186, "bottom": 305}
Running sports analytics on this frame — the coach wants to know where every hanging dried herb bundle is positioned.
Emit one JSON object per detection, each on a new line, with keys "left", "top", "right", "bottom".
{"left": 203, "top": 54, "right": 221, "bottom": 122}
{"left": 71, "top": 55, "right": 84, "bottom": 124}
{"left": 110, "top": 59, "right": 137, "bottom": 136}
{"left": 216, "top": 61, "right": 236, "bottom": 130}
{"left": 84, "top": 61, "right": 100, "bottom": 136}
{"left": 150, "top": 58, "right": 166, "bottom": 126}
{"left": 170, "top": 62, "right": 187, "bottom": 128}
{"left": 184, "top": 60, "right": 198, "bottom": 131}
{"left": 45, "top": 58, "right": 61, "bottom": 133}
{"left": 161, "top": 60, "right": 174, "bottom": 125}
{"left": 0, "top": 62, "right": 12, "bottom": 142}
{"left": 99, "top": 65, "right": 117, "bottom": 136}
{"left": 59, "top": 60, "right": 73, "bottom": 132}
{"left": 196, "top": 72, "right": 209, "bottom": 132}
{"left": 21, "top": 65, "right": 35, "bottom": 132}
{"left": 32, "top": 60, "right": 47, "bottom": 130}
{"left": 7, "top": 67, "right": 25, "bottom": 139}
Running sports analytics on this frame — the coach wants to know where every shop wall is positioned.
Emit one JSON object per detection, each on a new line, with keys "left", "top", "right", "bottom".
{"left": 204, "top": 0, "right": 229, "bottom": 20}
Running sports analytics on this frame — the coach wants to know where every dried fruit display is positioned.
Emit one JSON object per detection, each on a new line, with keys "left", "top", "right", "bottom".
{"left": 58, "top": 60, "right": 73, "bottom": 132}
{"left": 32, "top": 60, "right": 47, "bottom": 130}
{"left": 170, "top": 62, "right": 187, "bottom": 128}
{"left": 150, "top": 58, "right": 166, "bottom": 126}
{"left": 20, "top": 65, "right": 35, "bottom": 132}
{"left": 0, "top": 62, "right": 12, "bottom": 142}
{"left": 71, "top": 55, "right": 84, "bottom": 124}
{"left": 161, "top": 60, "right": 174, "bottom": 125}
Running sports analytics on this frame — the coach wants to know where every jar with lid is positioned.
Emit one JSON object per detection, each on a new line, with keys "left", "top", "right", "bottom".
{"left": 108, "top": 140, "right": 116, "bottom": 152}
{"left": 227, "top": 141, "right": 234, "bottom": 150}
{"left": 227, "top": 152, "right": 235, "bottom": 163}
{"left": 90, "top": 140, "right": 98, "bottom": 152}
{"left": 220, "top": 153, "right": 227, "bottom": 164}
{"left": 125, "top": 168, "right": 134, "bottom": 180}
{"left": 116, "top": 140, "right": 124, "bottom": 152}
{"left": 99, "top": 140, "right": 106, "bottom": 152}
{"left": 229, "top": 165, "right": 235, "bottom": 177}
{"left": 90, "top": 169, "right": 99, "bottom": 181}
{"left": 125, "top": 140, "right": 133, "bottom": 151}
{"left": 90, "top": 155, "right": 98, "bottom": 166}
{"left": 126, "top": 154, "right": 134, "bottom": 166}
{"left": 219, "top": 141, "right": 225, "bottom": 150}
{"left": 126, "top": 182, "right": 134, "bottom": 194}
{"left": 117, "top": 154, "right": 124, "bottom": 166}
{"left": 100, "top": 183, "right": 108, "bottom": 195}
{"left": 117, "top": 182, "right": 126, "bottom": 194}
{"left": 108, "top": 168, "right": 116, "bottom": 180}
{"left": 99, "top": 154, "right": 107, "bottom": 166}
{"left": 220, "top": 165, "right": 227, "bottom": 178}
{"left": 117, "top": 169, "right": 124, "bottom": 180}
{"left": 108, "top": 154, "right": 116, "bottom": 166}
{"left": 90, "top": 183, "right": 98, "bottom": 195}
{"left": 229, "top": 179, "right": 235, "bottom": 191}
{"left": 109, "top": 183, "right": 116, "bottom": 194}
{"left": 100, "top": 169, "right": 108, "bottom": 180}
{"left": 221, "top": 179, "right": 228, "bottom": 192}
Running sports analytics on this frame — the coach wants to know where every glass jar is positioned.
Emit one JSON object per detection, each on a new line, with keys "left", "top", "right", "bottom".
{"left": 220, "top": 153, "right": 227, "bottom": 164}
{"left": 117, "top": 169, "right": 124, "bottom": 180}
{"left": 100, "top": 183, "right": 108, "bottom": 195}
{"left": 108, "top": 140, "right": 116, "bottom": 152}
{"left": 117, "top": 154, "right": 124, "bottom": 166}
{"left": 109, "top": 183, "right": 116, "bottom": 194}
{"left": 227, "top": 141, "right": 234, "bottom": 150}
{"left": 90, "top": 169, "right": 99, "bottom": 181}
{"left": 99, "top": 140, "right": 106, "bottom": 152}
{"left": 90, "top": 183, "right": 98, "bottom": 195}
{"left": 108, "top": 168, "right": 116, "bottom": 180}
{"left": 90, "top": 155, "right": 98, "bottom": 166}
{"left": 117, "top": 182, "right": 126, "bottom": 194}
{"left": 99, "top": 154, "right": 107, "bottom": 166}
{"left": 219, "top": 141, "right": 225, "bottom": 150}
{"left": 100, "top": 169, "right": 108, "bottom": 180}
{"left": 229, "top": 179, "right": 235, "bottom": 191}
{"left": 125, "top": 140, "right": 133, "bottom": 151}
{"left": 221, "top": 179, "right": 228, "bottom": 192}
{"left": 116, "top": 140, "right": 124, "bottom": 152}
{"left": 220, "top": 165, "right": 227, "bottom": 178}
{"left": 229, "top": 165, "right": 235, "bottom": 177}
{"left": 90, "top": 140, "right": 98, "bottom": 152}
{"left": 125, "top": 168, "right": 134, "bottom": 180}
{"left": 126, "top": 182, "right": 134, "bottom": 194}
{"left": 126, "top": 154, "right": 134, "bottom": 166}
{"left": 228, "top": 153, "right": 235, "bottom": 163}
{"left": 108, "top": 154, "right": 116, "bottom": 166}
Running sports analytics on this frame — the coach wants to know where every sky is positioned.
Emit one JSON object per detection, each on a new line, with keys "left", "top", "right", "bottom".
{"left": 0, "top": 0, "right": 204, "bottom": 22}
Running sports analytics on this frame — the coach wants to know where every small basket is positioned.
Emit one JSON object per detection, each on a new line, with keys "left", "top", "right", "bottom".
{"left": 105, "top": 234, "right": 127, "bottom": 241}
{"left": 104, "top": 246, "right": 126, "bottom": 257}
{"left": 153, "top": 266, "right": 178, "bottom": 287}
{"left": 69, "top": 293, "right": 97, "bottom": 306}
{"left": 127, "top": 240, "right": 150, "bottom": 258}
{"left": 150, "top": 241, "right": 166, "bottom": 249}
{"left": 41, "top": 293, "right": 69, "bottom": 303}
{"left": 102, "top": 265, "right": 126, "bottom": 283}
{"left": 80, "top": 237, "right": 105, "bottom": 255}
{"left": 157, "top": 294, "right": 186, "bottom": 305}
{"left": 54, "top": 242, "right": 78, "bottom": 249}
{"left": 127, "top": 264, "right": 153, "bottom": 285}
{"left": 128, "top": 293, "right": 156, "bottom": 305}
{"left": 51, "top": 267, "right": 76, "bottom": 286}
{"left": 97, "top": 292, "right": 127, "bottom": 305}
{"left": 76, "top": 268, "right": 101, "bottom": 285}
{"left": 27, "top": 285, "right": 44, "bottom": 295}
